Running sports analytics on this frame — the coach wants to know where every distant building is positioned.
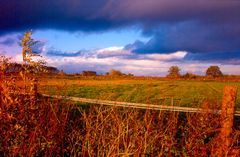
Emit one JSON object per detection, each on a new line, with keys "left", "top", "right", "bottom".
{"left": 81, "top": 71, "right": 97, "bottom": 76}
{"left": 45, "top": 66, "right": 59, "bottom": 74}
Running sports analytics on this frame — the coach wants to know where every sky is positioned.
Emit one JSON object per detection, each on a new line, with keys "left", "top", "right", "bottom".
{"left": 0, "top": 0, "right": 240, "bottom": 76}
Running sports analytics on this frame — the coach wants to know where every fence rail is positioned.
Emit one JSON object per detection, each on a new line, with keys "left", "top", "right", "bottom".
{"left": 41, "top": 94, "right": 240, "bottom": 116}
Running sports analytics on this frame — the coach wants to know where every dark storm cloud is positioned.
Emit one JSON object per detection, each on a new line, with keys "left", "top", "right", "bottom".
{"left": 130, "top": 22, "right": 240, "bottom": 54}
{"left": 184, "top": 51, "right": 240, "bottom": 63}
{"left": 1, "top": 0, "right": 240, "bottom": 61}
{"left": 1, "top": 0, "right": 239, "bottom": 33}
{"left": 103, "top": 0, "right": 240, "bottom": 59}
{"left": 0, "top": 0, "right": 114, "bottom": 34}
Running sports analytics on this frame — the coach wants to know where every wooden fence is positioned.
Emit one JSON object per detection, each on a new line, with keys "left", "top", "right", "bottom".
{"left": 43, "top": 86, "right": 240, "bottom": 156}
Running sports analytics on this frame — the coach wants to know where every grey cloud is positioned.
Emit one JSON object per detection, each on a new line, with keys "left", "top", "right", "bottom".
{"left": 0, "top": 38, "right": 16, "bottom": 46}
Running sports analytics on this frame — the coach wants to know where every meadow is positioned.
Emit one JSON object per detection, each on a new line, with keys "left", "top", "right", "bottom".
{"left": 40, "top": 76, "right": 240, "bottom": 109}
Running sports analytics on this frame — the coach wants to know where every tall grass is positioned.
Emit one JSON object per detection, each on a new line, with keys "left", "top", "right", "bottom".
{"left": 1, "top": 79, "right": 240, "bottom": 155}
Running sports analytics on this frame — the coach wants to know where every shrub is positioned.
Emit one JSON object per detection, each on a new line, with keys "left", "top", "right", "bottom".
{"left": 108, "top": 69, "right": 125, "bottom": 76}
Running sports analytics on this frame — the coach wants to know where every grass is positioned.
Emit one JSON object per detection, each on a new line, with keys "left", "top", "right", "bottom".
{"left": 39, "top": 77, "right": 240, "bottom": 109}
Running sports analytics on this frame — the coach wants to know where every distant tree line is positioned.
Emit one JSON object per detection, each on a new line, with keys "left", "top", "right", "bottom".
{"left": 167, "top": 65, "right": 224, "bottom": 78}
{"left": 2, "top": 63, "right": 224, "bottom": 78}
{"left": 54, "top": 66, "right": 225, "bottom": 78}
{"left": 0, "top": 62, "right": 59, "bottom": 74}
{"left": 77, "top": 69, "right": 134, "bottom": 77}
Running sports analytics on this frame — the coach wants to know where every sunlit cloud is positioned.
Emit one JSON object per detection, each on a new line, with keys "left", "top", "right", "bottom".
{"left": 140, "top": 51, "right": 187, "bottom": 61}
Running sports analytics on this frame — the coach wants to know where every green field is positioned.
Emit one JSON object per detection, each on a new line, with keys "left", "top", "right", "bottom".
{"left": 40, "top": 77, "right": 240, "bottom": 108}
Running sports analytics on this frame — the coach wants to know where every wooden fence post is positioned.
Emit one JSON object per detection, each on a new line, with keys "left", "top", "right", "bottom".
{"left": 216, "top": 86, "right": 238, "bottom": 156}
{"left": 30, "top": 78, "right": 38, "bottom": 107}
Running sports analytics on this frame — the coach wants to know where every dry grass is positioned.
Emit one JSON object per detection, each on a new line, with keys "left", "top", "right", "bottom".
{"left": 1, "top": 76, "right": 240, "bottom": 156}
